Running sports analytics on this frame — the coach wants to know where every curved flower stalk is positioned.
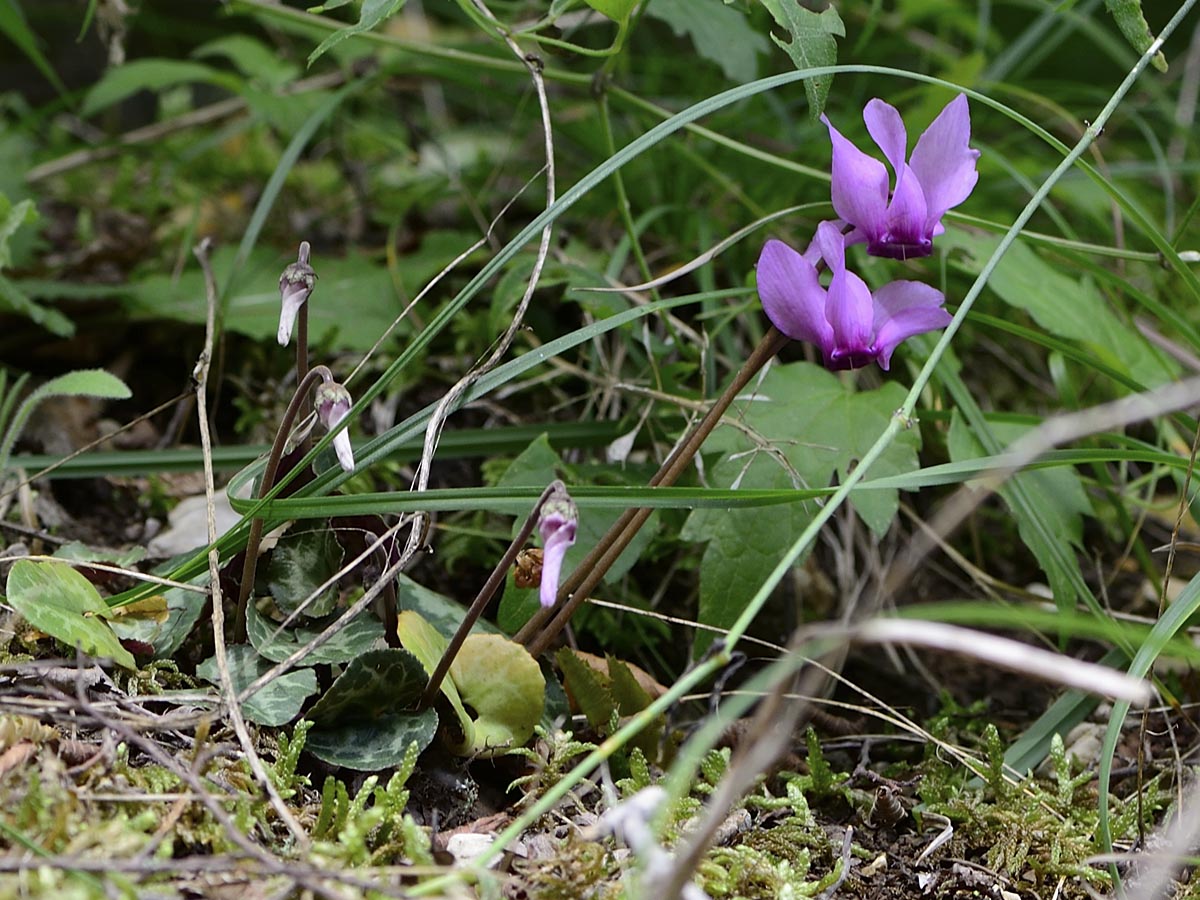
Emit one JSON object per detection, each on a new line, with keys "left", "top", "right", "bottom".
{"left": 823, "top": 94, "right": 980, "bottom": 260}
{"left": 757, "top": 222, "right": 951, "bottom": 371}
{"left": 314, "top": 381, "right": 355, "bottom": 472}
{"left": 537, "top": 485, "right": 578, "bottom": 608}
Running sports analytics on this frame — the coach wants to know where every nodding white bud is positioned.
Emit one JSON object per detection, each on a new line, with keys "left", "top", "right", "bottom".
{"left": 315, "top": 381, "right": 354, "bottom": 472}
{"left": 277, "top": 241, "right": 317, "bottom": 346}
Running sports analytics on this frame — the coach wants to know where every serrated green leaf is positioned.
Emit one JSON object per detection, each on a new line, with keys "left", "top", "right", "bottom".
{"left": 449, "top": 634, "right": 543, "bottom": 757}
{"left": 5, "top": 560, "right": 135, "bottom": 669}
{"left": 307, "top": 648, "right": 427, "bottom": 725}
{"left": 944, "top": 232, "right": 1176, "bottom": 387}
{"left": 308, "top": 0, "right": 407, "bottom": 66}
{"left": 1104, "top": 0, "right": 1168, "bottom": 73}
{"left": 646, "top": 0, "right": 768, "bottom": 83}
{"left": 557, "top": 647, "right": 616, "bottom": 730}
{"left": 197, "top": 645, "right": 318, "bottom": 726}
{"left": 262, "top": 527, "right": 344, "bottom": 618}
{"left": 682, "top": 362, "right": 919, "bottom": 654}
{"left": 305, "top": 708, "right": 438, "bottom": 770}
{"left": 246, "top": 600, "right": 384, "bottom": 664}
{"left": 81, "top": 59, "right": 243, "bottom": 118}
{"left": 757, "top": 0, "right": 844, "bottom": 117}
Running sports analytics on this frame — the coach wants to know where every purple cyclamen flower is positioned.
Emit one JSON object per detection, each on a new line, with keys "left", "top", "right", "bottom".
{"left": 823, "top": 94, "right": 980, "bottom": 260}
{"left": 537, "top": 486, "right": 577, "bottom": 609}
{"left": 757, "top": 221, "right": 951, "bottom": 371}
{"left": 278, "top": 241, "right": 316, "bottom": 346}
{"left": 314, "top": 381, "right": 355, "bottom": 472}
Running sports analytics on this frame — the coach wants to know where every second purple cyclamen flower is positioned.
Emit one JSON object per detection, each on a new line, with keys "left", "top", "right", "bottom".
{"left": 824, "top": 94, "right": 980, "bottom": 260}
{"left": 757, "top": 222, "right": 951, "bottom": 371}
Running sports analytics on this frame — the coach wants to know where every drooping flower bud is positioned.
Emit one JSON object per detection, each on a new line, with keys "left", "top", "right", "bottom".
{"left": 314, "top": 381, "right": 354, "bottom": 472}
{"left": 278, "top": 241, "right": 316, "bottom": 346}
{"left": 537, "top": 484, "right": 578, "bottom": 609}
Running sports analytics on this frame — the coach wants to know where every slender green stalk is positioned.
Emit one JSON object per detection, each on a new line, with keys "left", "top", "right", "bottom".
{"left": 235, "top": 364, "right": 333, "bottom": 642}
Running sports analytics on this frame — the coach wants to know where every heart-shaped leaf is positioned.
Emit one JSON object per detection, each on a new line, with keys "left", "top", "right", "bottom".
{"left": 262, "top": 527, "right": 345, "bottom": 618}
{"left": 449, "top": 634, "right": 544, "bottom": 757}
{"left": 305, "top": 710, "right": 438, "bottom": 770}
{"left": 306, "top": 648, "right": 427, "bottom": 726}
{"left": 247, "top": 600, "right": 384, "bottom": 664}
{"left": 196, "top": 645, "right": 318, "bottom": 726}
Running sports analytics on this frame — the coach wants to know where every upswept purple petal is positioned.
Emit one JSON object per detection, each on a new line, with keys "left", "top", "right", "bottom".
{"left": 756, "top": 239, "right": 833, "bottom": 352}
{"left": 538, "top": 514, "right": 576, "bottom": 609}
{"left": 909, "top": 94, "right": 980, "bottom": 230}
{"left": 863, "top": 99, "right": 908, "bottom": 180}
{"left": 823, "top": 114, "right": 889, "bottom": 244}
{"left": 870, "top": 281, "right": 951, "bottom": 369}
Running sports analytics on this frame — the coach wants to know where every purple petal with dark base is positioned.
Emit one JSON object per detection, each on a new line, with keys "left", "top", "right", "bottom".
{"left": 909, "top": 94, "right": 980, "bottom": 232}
{"left": 756, "top": 239, "right": 834, "bottom": 353}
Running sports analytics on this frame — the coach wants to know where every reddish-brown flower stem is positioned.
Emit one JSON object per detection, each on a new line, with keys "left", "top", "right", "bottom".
{"left": 234, "top": 364, "right": 333, "bottom": 642}
{"left": 517, "top": 326, "right": 790, "bottom": 656}
{"left": 418, "top": 480, "right": 565, "bottom": 710}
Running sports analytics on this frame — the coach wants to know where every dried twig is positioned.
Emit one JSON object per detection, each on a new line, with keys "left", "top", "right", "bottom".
{"left": 193, "top": 237, "right": 310, "bottom": 849}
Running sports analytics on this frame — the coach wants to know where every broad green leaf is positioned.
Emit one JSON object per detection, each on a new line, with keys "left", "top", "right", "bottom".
{"left": 308, "top": 0, "right": 407, "bottom": 65}
{"left": 583, "top": 0, "right": 638, "bottom": 24}
{"left": 948, "top": 411, "right": 1092, "bottom": 588}
{"left": 945, "top": 232, "right": 1177, "bottom": 387}
{"left": 757, "top": 0, "right": 844, "bottom": 117}
{"left": 394, "top": 609, "right": 472, "bottom": 750}
{"left": 646, "top": 0, "right": 768, "bottom": 83}
{"left": 193, "top": 35, "right": 300, "bottom": 89}
{"left": 1104, "top": 0, "right": 1168, "bottom": 72}
{"left": 495, "top": 435, "right": 657, "bottom": 632}
{"left": 449, "top": 634, "right": 544, "bottom": 757}
{"left": 34, "top": 369, "right": 131, "bottom": 401}
{"left": 126, "top": 246, "right": 413, "bottom": 350}
{"left": 395, "top": 574, "right": 500, "bottom": 639}
{"left": 0, "top": 369, "right": 130, "bottom": 469}
{"left": 305, "top": 709, "right": 438, "bottom": 770}
{"left": 5, "top": 560, "right": 135, "bottom": 669}
{"left": 682, "top": 362, "right": 918, "bottom": 654}
{"left": 246, "top": 600, "right": 385, "bottom": 664}
{"left": 307, "top": 648, "right": 427, "bottom": 725}
{"left": 262, "top": 527, "right": 344, "bottom": 618}
{"left": 81, "top": 59, "right": 243, "bottom": 118}
{"left": 197, "top": 645, "right": 318, "bottom": 726}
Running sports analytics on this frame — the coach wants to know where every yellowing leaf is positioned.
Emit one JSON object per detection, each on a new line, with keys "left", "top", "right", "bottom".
{"left": 450, "top": 634, "right": 544, "bottom": 758}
